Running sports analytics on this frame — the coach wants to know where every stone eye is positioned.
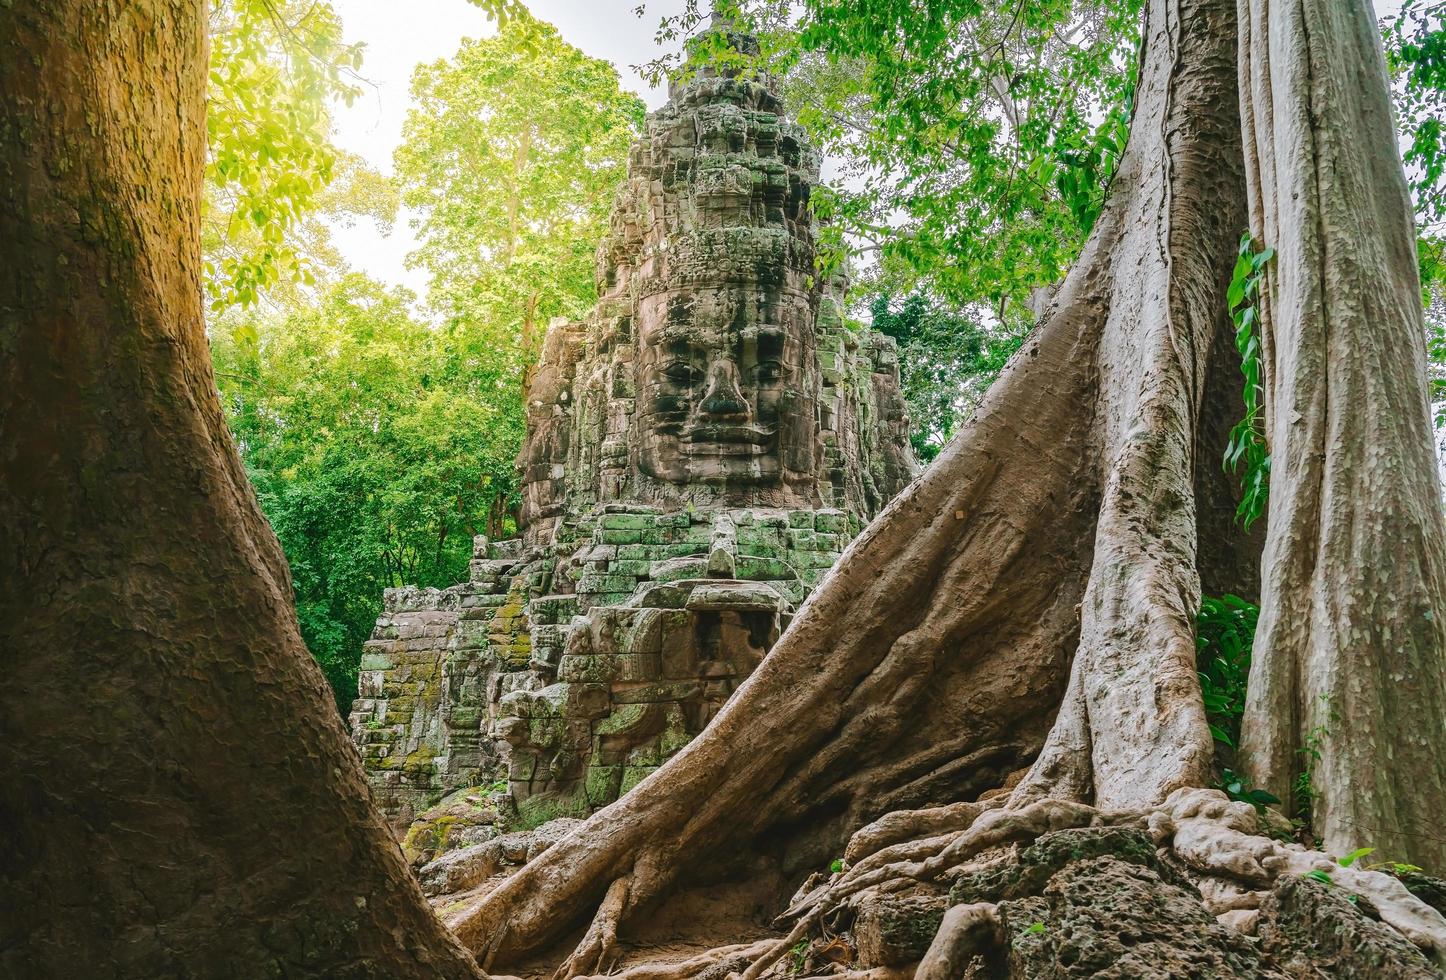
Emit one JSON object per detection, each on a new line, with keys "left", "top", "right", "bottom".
{"left": 755, "top": 361, "right": 783, "bottom": 383}
{"left": 662, "top": 362, "right": 696, "bottom": 385}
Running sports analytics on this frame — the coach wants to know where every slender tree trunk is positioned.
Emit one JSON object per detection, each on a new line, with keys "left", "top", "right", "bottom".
{"left": 449, "top": 0, "right": 1249, "bottom": 968}
{"left": 0, "top": 3, "right": 482, "bottom": 976}
{"left": 1238, "top": 0, "right": 1446, "bottom": 868}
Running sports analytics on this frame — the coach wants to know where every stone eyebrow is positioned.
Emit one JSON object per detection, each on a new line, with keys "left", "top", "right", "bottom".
{"left": 652, "top": 326, "right": 710, "bottom": 348}
{"left": 649, "top": 323, "right": 785, "bottom": 345}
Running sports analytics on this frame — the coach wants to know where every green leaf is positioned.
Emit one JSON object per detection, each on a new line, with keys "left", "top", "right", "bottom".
{"left": 1338, "top": 847, "right": 1375, "bottom": 868}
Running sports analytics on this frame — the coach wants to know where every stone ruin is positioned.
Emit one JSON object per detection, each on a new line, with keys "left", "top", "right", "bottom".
{"left": 348, "top": 21, "right": 916, "bottom": 856}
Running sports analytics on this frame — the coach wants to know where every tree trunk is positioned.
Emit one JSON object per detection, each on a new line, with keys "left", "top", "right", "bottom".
{"left": 0, "top": 3, "right": 482, "bottom": 976}
{"left": 1238, "top": 0, "right": 1446, "bottom": 868}
{"left": 448, "top": 0, "right": 1249, "bottom": 968}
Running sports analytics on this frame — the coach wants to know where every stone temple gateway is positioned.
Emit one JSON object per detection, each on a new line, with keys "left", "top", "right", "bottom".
{"left": 348, "top": 21, "right": 916, "bottom": 853}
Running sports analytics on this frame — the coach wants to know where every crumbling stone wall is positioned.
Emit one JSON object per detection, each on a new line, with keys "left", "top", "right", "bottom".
{"left": 349, "top": 22, "right": 915, "bottom": 836}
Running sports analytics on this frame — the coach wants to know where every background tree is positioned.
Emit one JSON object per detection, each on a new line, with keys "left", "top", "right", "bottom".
{"left": 868, "top": 292, "right": 1027, "bottom": 460}
{"left": 1387, "top": 0, "right": 1446, "bottom": 440}
{"left": 206, "top": 7, "right": 647, "bottom": 707}
{"left": 211, "top": 275, "right": 523, "bottom": 707}
{"left": 395, "top": 14, "right": 645, "bottom": 361}
{"left": 644, "top": 0, "right": 1139, "bottom": 318}
{"left": 0, "top": 1, "right": 483, "bottom": 974}
{"left": 205, "top": 0, "right": 371, "bottom": 310}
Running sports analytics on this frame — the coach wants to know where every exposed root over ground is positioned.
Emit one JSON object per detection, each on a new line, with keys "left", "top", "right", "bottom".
{"left": 429, "top": 787, "right": 1446, "bottom": 978}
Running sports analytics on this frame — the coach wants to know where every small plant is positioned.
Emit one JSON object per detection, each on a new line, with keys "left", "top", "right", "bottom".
{"left": 829, "top": 858, "right": 844, "bottom": 874}
{"left": 1216, "top": 768, "right": 1281, "bottom": 811}
{"left": 1196, "top": 594, "right": 1258, "bottom": 748}
{"left": 1224, "top": 232, "right": 1275, "bottom": 530}
{"left": 1304, "top": 868, "right": 1334, "bottom": 886}
{"left": 788, "top": 940, "right": 809, "bottom": 977}
{"left": 1337, "top": 847, "right": 1375, "bottom": 868}
{"left": 1370, "top": 859, "right": 1424, "bottom": 876}
{"left": 1294, "top": 695, "right": 1336, "bottom": 841}
{"left": 1020, "top": 921, "right": 1046, "bottom": 936}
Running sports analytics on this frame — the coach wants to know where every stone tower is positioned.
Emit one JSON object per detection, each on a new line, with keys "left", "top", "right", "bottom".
{"left": 349, "top": 23, "right": 915, "bottom": 855}
{"left": 517, "top": 23, "right": 912, "bottom": 535}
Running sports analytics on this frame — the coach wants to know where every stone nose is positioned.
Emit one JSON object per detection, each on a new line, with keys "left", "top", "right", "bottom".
{"left": 698, "top": 359, "right": 749, "bottom": 419}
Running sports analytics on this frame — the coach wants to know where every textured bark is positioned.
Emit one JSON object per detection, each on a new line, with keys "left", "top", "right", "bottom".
{"left": 0, "top": 3, "right": 481, "bottom": 976}
{"left": 1011, "top": 0, "right": 1244, "bottom": 803}
{"left": 448, "top": 0, "right": 1248, "bottom": 968}
{"left": 1237, "top": 0, "right": 1446, "bottom": 868}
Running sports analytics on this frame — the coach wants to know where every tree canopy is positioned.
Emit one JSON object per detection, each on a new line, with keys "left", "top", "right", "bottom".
{"left": 211, "top": 276, "right": 522, "bottom": 704}
{"left": 395, "top": 14, "right": 645, "bottom": 351}
{"left": 204, "top": 5, "right": 645, "bottom": 705}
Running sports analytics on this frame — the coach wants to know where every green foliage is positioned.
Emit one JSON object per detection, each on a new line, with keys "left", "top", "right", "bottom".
{"left": 868, "top": 292, "right": 1029, "bottom": 459}
{"left": 1217, "top": 769, "right": 1281, "bottom": 812}
{"left": 205, "top": 0, "right": 366, "bottom": 309}
{"left": 1387, "top": 0, "right": 1446, "bottom": 241}
{"left": 1224, "top": 234, "right": 1274, "bottom": 531}
{"left": 465, "top": 0, "right": 531, "bottom": 21}
{"left": 1196, "top": 594, "right": 1258, "bottom": 749}
{"left": 1198, "top": 594, "right": 1283, "bottom": 813}
{"left": 1304, "top": 868, "right": 1334, "bottom": 886}
{"left": 1338, "top": 847, "right": 1375, "bottom": 868}
{"left": 394, "top": 15, "right": 645, "bottom": 356}
{"left": 829, "top": 858, "right": 844, "bottom": 874}
{"left": 788, "top": 940, "right": 809, "bottom": 976}
{"left": 1386, "top": 2, "right": 1446, "bottom": 440}
{"left": 1294, "top": 697, "right": 1335, "bottom": 840}
{"left": 212, "top": 275, "right": 524, "bottom": 706}
{"left": 643, "top": 0, "right": 1142, "bottom": 315}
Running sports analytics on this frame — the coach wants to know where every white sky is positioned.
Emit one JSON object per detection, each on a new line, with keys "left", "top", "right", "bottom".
{"left": 327, "top": 0, "right": 690, "bottom": 296}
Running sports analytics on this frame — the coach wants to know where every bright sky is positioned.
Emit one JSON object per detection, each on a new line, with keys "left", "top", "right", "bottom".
{"left": 327, "top": 0, "right": 690, "bottom": 296}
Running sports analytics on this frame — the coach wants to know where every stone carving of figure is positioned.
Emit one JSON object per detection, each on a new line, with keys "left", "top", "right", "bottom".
{"left": 636, "top": 288, "right": 816, "bottom": 486}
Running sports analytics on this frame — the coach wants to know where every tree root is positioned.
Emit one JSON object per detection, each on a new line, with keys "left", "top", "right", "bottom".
{"left": 717, "top": 789, "right": 1446, "bottom": 980}
{"left": 748, "top": 799, "right": 1120, "bottom": 980}
{"left": 555, "top": 874, "right": 632, "bottom": 980}
{"left": 572, "top": 939, "right": 777, "bottom": 980}
{"left": 842, "top": 801, "right": 993, "bottom": 866}
{"left": 1154, "top": 789, "right": 1446, "bottom": 966}
{"left": 915, "top": 902, "right": 1003, "bottom": 980}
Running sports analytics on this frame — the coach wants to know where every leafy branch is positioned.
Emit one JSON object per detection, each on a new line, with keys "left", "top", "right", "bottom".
{"left": 1224, "top": 232, "right": 1275, "bottom": 530}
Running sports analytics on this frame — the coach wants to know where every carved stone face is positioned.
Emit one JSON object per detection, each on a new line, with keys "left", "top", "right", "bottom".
{"left": 637, "top": 289, "right": 811, "bottom": 485}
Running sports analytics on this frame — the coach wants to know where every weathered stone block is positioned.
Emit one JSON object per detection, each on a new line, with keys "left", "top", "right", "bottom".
{"left": 854, "top": 894, "right": 948, "bottom": 967}
{"left": 360, "top": 652, "right": 392, "bottom": 671}
{"left": 737, "top": 555, "right": 795, "bottom": 581}
{"left": 600, "top": 513, "right": 650, "bottom": 530}
{"left": 650, "top": 556, "right": 710, "bottom": 583}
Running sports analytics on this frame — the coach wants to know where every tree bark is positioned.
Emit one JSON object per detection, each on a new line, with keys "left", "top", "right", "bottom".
{"left": 448, "top": 0, "right": 1249, "bottom": 968}
{"left": 0, "top": 3, "right": 482, "bottom": 976}
{"left": 1238, "top": 0, "right": 1446, "bottom": 868}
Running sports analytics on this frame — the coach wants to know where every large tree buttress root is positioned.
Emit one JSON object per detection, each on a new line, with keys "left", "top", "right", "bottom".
{"left": 0, "top": 3, "right": 482, "bottom": 975}
{"left": 1237, "top": 0, "right": 1446, "bottom": 868}
{"left": 449, "top": 0, "right": 1251, "bottom": 968}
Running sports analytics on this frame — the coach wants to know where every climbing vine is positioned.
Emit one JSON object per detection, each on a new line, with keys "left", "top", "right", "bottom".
{"left": 1224, "top": 232, "right": 1275, "bottom": 530}
{"left": 1196, "top": 593, "right": 1257, "bottom": 749}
